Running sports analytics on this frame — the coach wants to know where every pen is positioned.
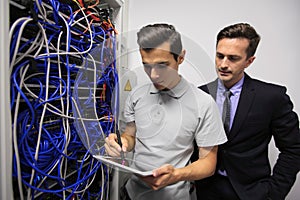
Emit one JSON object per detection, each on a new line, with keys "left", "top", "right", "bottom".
{"left": 116, "top": 129, "right": 126, "bottom": 165}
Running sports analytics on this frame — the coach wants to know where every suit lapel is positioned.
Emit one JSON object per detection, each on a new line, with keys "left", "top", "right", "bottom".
{"left": 229, "top": 74, "right": 256, "bottom": 139}
{"left": 205, "top": 79, "right": 218, "bottom": 100}
{"left": 205, "top": 75, "right": 256, "bottom": 139}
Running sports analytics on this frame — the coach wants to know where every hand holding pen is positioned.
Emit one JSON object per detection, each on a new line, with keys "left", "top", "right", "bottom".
{"left": 104, "top": 129, "right": 128, "bottom": 165}
{"left": 116, "top": 129, "right": 126, "bottom": 165}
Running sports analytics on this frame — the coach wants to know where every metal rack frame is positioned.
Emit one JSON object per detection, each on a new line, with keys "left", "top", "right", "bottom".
{"left": 0, "top": 0, "right": 13, "bottom": 199}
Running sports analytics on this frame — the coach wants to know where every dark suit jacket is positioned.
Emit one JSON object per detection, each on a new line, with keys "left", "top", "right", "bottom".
{"left": 194, "top": 74, "right": 300, "bottom": 200}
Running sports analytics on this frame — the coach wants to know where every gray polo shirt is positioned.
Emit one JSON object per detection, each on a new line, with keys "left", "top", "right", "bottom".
{"left": 124, "top": 77, "right": 227, "bottom": 200}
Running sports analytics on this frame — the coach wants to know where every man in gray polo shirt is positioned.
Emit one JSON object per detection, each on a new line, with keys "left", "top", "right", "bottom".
{"left": 105, "top": 23, "right": 227, "bottom": 200}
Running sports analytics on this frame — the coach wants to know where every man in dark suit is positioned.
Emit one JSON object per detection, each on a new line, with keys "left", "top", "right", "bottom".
{"left": 193, "top": 23, "right": 300, "bottom": 200}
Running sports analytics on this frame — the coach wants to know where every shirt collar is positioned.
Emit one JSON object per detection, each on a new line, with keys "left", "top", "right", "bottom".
{"left": 150, "top": 76, "right": 189, "bottom": 98}
{"left": 218, "top": 75, "right": 244, "bottom": 95}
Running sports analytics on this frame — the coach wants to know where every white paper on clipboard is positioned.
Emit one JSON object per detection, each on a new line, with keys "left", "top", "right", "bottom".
{"left": 93, "top": 155, "right": 153, "bottom": 176}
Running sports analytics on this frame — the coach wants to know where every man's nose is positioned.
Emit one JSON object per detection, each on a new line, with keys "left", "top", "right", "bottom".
{"left": 220, "top": 58, "right": 229, "bottom": 68}
{"left": 150, "top": 67, "right": 159, "bottom": 79}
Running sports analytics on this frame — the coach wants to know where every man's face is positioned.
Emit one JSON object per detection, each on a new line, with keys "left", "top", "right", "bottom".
{"left": 140, "top": 42, "right": 184, "bottom": 90}
{"left": 215, "top": 38, "right": 255, "bottom": 88}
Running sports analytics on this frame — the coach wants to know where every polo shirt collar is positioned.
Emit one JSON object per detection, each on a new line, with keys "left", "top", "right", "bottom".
{"left": 149, "top": 76, "right": 189, "bottom": 99}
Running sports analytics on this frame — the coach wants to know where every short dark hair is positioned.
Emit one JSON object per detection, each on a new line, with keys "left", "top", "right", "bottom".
{"left": 137, "top": 23, "right": 182, "bottom": 61}
{"left": 217, "top": 23, "right": 261, "bottom": 58}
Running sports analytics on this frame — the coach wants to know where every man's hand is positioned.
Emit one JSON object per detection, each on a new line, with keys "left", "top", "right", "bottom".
{"left": 140, "top": 164, "right": 178, "bottom": 190}
{"left": 104, "top": 134, "right": 128, "bottom": 157}
{"left": 140, "top": 146, "right": 218, "bottom": 190}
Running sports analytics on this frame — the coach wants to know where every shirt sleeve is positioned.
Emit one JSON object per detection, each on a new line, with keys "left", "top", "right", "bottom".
{"left": 123, "top": 90, "right": 136, "bottom": 123}
{"left": 195, "top": 96, "right": 228, "bottom": 147}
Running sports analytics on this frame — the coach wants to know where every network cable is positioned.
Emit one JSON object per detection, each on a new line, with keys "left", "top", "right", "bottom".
{"left": 10, "top": 0, "right": 119, "bottom": 199}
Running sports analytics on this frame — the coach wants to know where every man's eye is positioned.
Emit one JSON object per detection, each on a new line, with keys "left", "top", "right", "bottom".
{"left": 157, "top": 64, "right": 167, "bottom": 69}
{"left": 216, "top": 53, "right": 224, "bottom": 59}
{"left": 143, "top": 63, "right": 167, "bottom": 69}
{"left": 228, "top": 56, "right": 239, "bottom": 61}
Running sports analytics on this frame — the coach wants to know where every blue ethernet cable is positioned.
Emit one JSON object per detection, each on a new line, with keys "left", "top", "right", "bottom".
{"left": 10, "top": 0, "right": 117, "bottom": 198}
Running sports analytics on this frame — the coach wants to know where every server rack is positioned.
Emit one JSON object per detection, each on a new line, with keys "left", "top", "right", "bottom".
{"left": 1, "top": 0, "right": 128, "bottom": 199}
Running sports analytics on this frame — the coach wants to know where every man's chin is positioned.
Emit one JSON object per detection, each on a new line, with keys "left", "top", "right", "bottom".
{"left": 154, "top": 83, "right": 166, "bottom": 90}
{"left": 218, "top": 74, "right": 231, "bottom": 81}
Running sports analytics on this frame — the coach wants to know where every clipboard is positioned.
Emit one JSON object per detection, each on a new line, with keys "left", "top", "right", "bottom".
{"left": 93, "top": 155, "right": 153, "bottom": 176}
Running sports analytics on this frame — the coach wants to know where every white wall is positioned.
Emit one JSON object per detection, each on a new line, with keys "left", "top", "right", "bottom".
{"left": 125, "top": 0, "right": 300, "bottom": 199}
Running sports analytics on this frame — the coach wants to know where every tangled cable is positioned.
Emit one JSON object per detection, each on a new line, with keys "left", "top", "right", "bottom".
{"left": 10, "top": 0, "right": 118, "bottom": 199}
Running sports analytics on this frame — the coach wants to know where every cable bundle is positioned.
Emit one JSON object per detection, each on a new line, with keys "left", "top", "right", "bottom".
{"left": 9, "top": 0, "right": 119, "bottom": 199}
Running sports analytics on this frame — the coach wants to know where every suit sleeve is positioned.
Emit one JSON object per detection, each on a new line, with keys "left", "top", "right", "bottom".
{"left": 269, "top": 86, "right": 300, "bottom": 199}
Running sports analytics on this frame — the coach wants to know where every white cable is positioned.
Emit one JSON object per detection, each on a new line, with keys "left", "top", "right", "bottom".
{"left": 54, "top": 16, "right": 71, "bottom": 198}
{"left": 12, "top": 64, "right": 30, "bottom": 200}
{"left": 13, "top": 31, "right": 42, "bottom": 66}
{"left": 72, "top": 161, "right": 97, "bottom": 194}
{"left": 11, "top": 1, "right": 112, "bottom": 199}
{"left": 22, "top": 77, "right": 108, "bottom": 122}
{"left": 35, "top": 0, "right": 50, "bottom": 23}
{"left": 27, "top": 21, "right": 51, "bottom": 199}
{"left": 71, "top": 96, "right": 91, "bottom": 148}
{"left": 87, "top": 52, "right": 107, "bottom": 140}
{"left": 35, "top": 1, "right": 95, "bottom": 59}
{"left": 11, "top": 18, "right": 47, "bottom": 200}
{"left": 9, "top": 17, "right": 34, "bottom": 71}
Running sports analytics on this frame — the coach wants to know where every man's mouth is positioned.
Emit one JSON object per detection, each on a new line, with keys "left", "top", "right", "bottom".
{"left": 152, "top": 80, "right": 163, "bottom": 85}
{"left": 219, "top": 69, "right": 231, "bottom": 75}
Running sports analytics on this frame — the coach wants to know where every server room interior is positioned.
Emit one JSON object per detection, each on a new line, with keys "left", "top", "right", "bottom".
{"left": 3, "top": 0, "right": 300, "bottom": 199}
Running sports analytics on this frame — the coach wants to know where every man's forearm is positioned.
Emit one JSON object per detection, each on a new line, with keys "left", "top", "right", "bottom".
{"left": 176, "top": 146, "right": 218, "bottom": 182}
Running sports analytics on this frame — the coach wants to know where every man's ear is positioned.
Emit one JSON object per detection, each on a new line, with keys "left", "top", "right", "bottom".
{"left": 245, "top": 56, "right": 255, "bottom": 68}
{"left": 178, "top": 49, "right": 186, "bottom": 64}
